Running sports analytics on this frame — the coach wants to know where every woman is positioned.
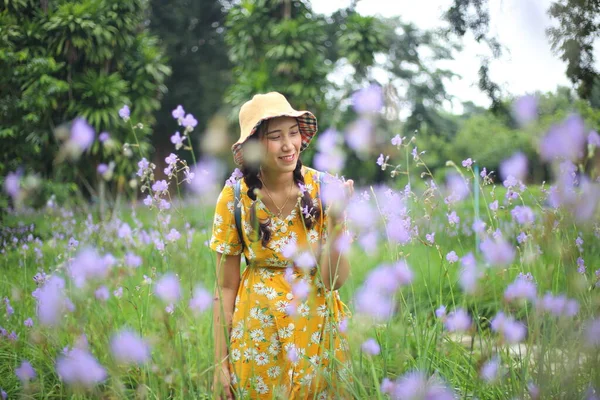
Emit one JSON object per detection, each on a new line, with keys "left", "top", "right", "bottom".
{"left": 210, "top": 92, "right": 354, "bottom": 399}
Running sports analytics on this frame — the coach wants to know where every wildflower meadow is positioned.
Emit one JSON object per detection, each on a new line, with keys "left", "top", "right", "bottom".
{"left": 1, "top": 86, "right": 600, "bottom": 400}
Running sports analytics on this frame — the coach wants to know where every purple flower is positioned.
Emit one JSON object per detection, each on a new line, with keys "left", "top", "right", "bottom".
{"left": 504, "top": 276, "right": 537, "bottom": 302}
{"left": 166, "top": 228, "right": 181, "bottom": 242}
{"left": 15, "top": 360, "right": 36, "bottom": 383}
{"left": 480, "top": 356, "right": 501, "bottom": 383}
{"left": 187, "top": 158, "right": 224, "bottom": 195}
{"left": 118, "top": 105, "right": 130, "bottom": 120}
{"left": 435, "top": 305, "right": 446, "bottom": 318}
{"left": 56, "top": 348, "right": 107, "bottom": 387}
{"left": 137, "top": 158, "right": 150, "bottom": 177}
{"left": 577, "top": 257, "right": 586, "bottom": 274}
{"left": 314, "top": 148, "right": 346, "bottom": 173}
{"left": 292, "top": 280, "right": 310, "bottom": 300}
{"left": 345, "top": 118, "right": 373, "bottom": 153}
{"left": 444, "top": 308, "right": 471, "bottom": 332}
{"left": 588, "top": 130, "right": 600, "bottom": 147}
{"left": 491, "top": 312, "right": 527, "bottom": 343}
{"left": 462, "top": 158, "right": 473, "bottom": 168}
{"left": 447, "top": 211, "right": 460, "bottom": 226}
{"left": 391, "top": 134, "right": 402, "bottom": 146}
{"left": 97, "top": 164, "right": 108, "bottom": 175}
{"left": 3, "top": 171, "right": 20, "bottom": 198}
{"left": 165, "top": 153, "right": 178, "bottom": 165}
{"left": 225, "top": 168, "right": 244, "bottom": 187}
{"left": 294, "top": 251, "right": 315, "bottom": 270}
{"left": 383, "top": 371, "right": 455, "bottom": 400}
{"left": 4, "top": 297, "right": 13, "bottom": 316}
{"left": 511, "top": 205, "right": 535, "bottom": 225}
{"left": 172, "top": 105, "right": 185, "bottom": 120}
{"left": 316, "top": 128, "right": 340, "bottom": 152}
{"left": 158, "top": 199, "right": 171, "bottom": 210}
{"left": 584, "top": 318, "right": 600, "bottom": 347}
{"left": 124, "top": 252, "right": 142, "bottom": 268}
{"left": 1, "top": 389, "right": 6, "bottom": 399}
{"left": 480, "top": 236, "right": 515, "bottom": 267}
{"left": 446, "top": 251, "right": 459, "bottom": 264}
{"left": 445, "top": 174, "right": 470, "bottom": 204}
{"left": 152, "top": 180, "right": 168, "bottom": 193}
{"left": 576, "top": 236, "right": 584, "bottom": 251}
{"left": 426, "top": 232, "right": 435, "bottom": 244}
{"left": 36, "top": 276, "right": 70, "bottom": 326}
{"left": 376, "top": 153, "right": 385, "bottom": 167}
{"left": 170, "top": 131, "right": 186, "bottom": 150}
{"left": 339, "top": 317, "right": 349, "bottom": 333}
{"left": 181, "top": 114, "right": 198, "bottom": 129}
{"left": 459, "top": 253, "right": 480, "bottom": 294}
{"left": 287, "top": 346, "right": 298, "bottom": 362}
{"left": 24, "top": 318, "right": 33, "bottom": 328}
{"left": 155, "top": 274, "right": 181, "bottom": 304}
{"left": 189, "top": 286, "right": 212, "bottom": 315}
{"left": 528, "top": 382, "right": 540, "bottom": 400}
{"left": 489, "top": 200, "right": 499, "bottom": 211}
{"left": 99, "top": 132, "right": 110, "bottom": 142}
{"left": 355, "top": 288, "right": 394, "bottom": 321}
{"left": 95, "top": 286, "right": 110, "bottom": 302}
{"left": 113, "top": 287, "right": 123, "bottom": 298}
{"left": 183, "top": 168, "right": 195, "bottom": 184}
{"left": 540, "top": 114, "right": 586, "bottom": 162}
{"left": 70, "top": 118, "right": 95, "bottom": 151}
{"left": 69, "top": 248, "right": 110, "bottom": 288}
{"left": 538, "top": 293, "right": 579, "bottom": 317}
{"left": 110, "top": 330, "right": 151, "bottom": 365}
{"left": 500, "top": 152, "right": 528, "bottom": 182}
{"left": 513, "top": 95, "right": 538, "bottom": 126}
{"left": 361, "top": 338, "right": 381, "bottom": 355}
{"left": 352, "top": 84, "right": 383, "bottom": 114}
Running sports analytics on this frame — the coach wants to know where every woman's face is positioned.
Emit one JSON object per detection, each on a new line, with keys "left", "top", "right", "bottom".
{"left": 260, "top": 116, "right": 302, "bottom": 173}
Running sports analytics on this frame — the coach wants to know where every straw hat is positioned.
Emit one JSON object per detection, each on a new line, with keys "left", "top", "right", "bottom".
{"left": 231, "top": 92, "right": 318, "bottom": 166}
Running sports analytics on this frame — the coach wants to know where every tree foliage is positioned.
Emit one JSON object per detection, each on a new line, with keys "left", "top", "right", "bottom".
{"left": 444, "top": 0, "right": 600, "bottom": 108}
{"left": 0, "top": 0, "right": 170, "bottom": 191}
{"left": 148, "top": 0, "right": 231, "bottom": 161}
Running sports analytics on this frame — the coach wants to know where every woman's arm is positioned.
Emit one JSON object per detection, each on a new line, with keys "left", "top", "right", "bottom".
{"left": 213, "top": 252, "right": 241, "bottom": 366}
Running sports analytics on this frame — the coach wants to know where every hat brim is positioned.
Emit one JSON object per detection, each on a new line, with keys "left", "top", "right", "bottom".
{"left": 232, "top": 111, "right": 317, "bottom": 166}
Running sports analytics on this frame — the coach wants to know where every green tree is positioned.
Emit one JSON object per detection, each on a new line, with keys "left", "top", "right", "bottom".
{"left": 444, "top": 0, "right": 600, "bottom": 107}
{"left": 148, "top": 0, "right": 231, "bottom": 163}
{"left": 0, "top": 0, "right": 170, "bottom": 193}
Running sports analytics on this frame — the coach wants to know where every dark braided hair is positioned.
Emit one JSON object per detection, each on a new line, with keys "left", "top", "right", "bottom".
{"left": 240, "top": 119, "right": 321, "bottom": 248}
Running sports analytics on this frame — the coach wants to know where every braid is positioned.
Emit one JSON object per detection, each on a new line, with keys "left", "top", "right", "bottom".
{"left": 293, "top": 158, "right": 321, "bottom": 230}
{"left": 241, "top": 127, "right": 273, "bottom": 248}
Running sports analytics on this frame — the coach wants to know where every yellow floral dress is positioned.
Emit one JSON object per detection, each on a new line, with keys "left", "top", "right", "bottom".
{"left": 210, "top": 166, "right": 351, "bottom": 399}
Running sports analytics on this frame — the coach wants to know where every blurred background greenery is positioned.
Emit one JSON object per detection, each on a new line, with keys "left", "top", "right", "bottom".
{"left": 2, "top": 0, "right": 600, "bottom": 212}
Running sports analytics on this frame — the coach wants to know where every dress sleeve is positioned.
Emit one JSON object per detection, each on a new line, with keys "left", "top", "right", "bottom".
{"left": 209, "top": 184, "right": 243, "bottom": 255}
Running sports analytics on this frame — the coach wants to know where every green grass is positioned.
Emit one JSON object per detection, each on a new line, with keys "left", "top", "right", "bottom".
{"left": 0, "top": 181, "right": 598, "bottom": 399}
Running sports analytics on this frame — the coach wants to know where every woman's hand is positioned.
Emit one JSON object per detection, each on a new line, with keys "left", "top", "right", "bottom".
{"left": 212, "top": 362, "right": 234, "bottom": 400}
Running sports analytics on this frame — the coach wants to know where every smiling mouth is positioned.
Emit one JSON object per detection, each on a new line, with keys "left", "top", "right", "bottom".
{"left": 279, "top": 154, "right": 295, "bottom": 161}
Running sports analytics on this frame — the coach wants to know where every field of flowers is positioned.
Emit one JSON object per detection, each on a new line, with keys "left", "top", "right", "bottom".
{"left": 1, "top": 94, "right": 599, "bottom": 399}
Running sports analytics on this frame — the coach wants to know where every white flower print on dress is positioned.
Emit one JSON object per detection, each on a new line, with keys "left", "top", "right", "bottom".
{"left": 255, "top": 352, "right": 270, "bottom": 366}
{"left": 250, "top": 328, "right": 265, "bottom": 342}
{"left": 243, "top": 348, "right": 258, "bottom": 361}
{"left": 298, "top": 302, "right": 310, "bottom": 317}
{"left": 276, "top": 300, "right": 289, "bottom": 313}
{"left": 307, "top": 229, "right": 320, "bottom": 243}
{"left": 267, "top": 366, "right": 281, "bottom": 379}
{"left": 230, "top": 348, "right": 241, "bottom": 361}
{"left": 278, "top": 323, "right": 294, "bottom": 339}
{"left": 316, "top": 304, "right": 328, "bottom": 317}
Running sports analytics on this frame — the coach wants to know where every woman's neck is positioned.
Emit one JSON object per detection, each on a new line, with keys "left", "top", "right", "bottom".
{"left": 259, "top": 168, "right": 295, "bottom": 192}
